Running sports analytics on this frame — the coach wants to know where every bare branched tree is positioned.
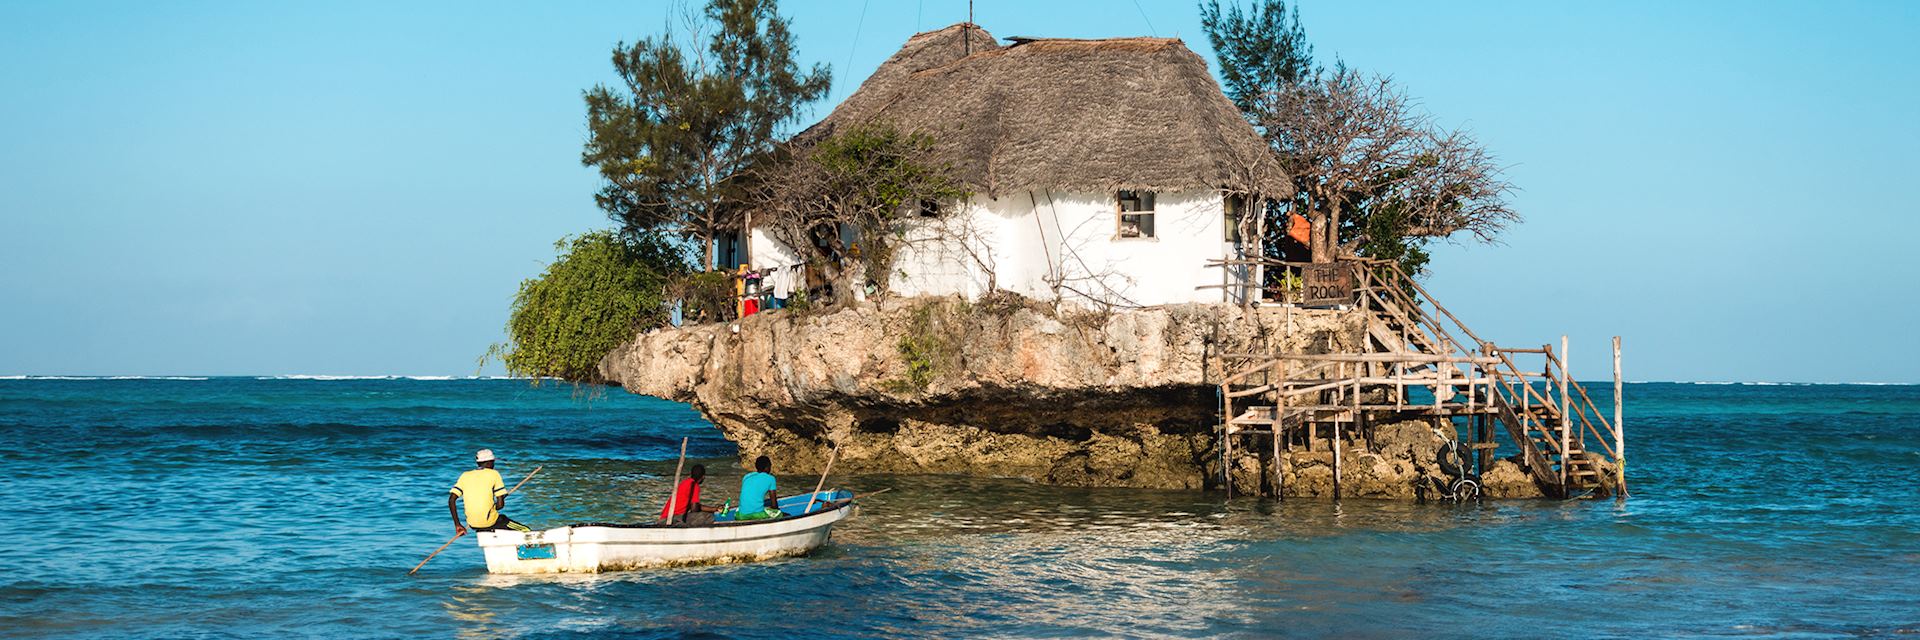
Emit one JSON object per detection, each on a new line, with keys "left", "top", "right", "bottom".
{"left": 1261, "top": 67, "right": 1518, "bottom": 264}
{"left": 918, "top": 205, "right": 1000, "bottom": 295}
{"left": 746, "top": 124, "right": 969, "bottom": 304}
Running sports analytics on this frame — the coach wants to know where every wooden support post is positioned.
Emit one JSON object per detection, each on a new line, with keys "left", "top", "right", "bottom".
{"left": 1335, "top": 377, "right": 1349, "bottom": 501}
{"left": 1394, "top": 357, "right": 1404, "bottom": 410}
{"left": 1221, "top": 373, "right": 1232, "bottom": 499}
{"left": 1475, "top": 414, "right": 1491, "bottom": 477}
{"left": 1252, "top": 212, "right": 1266, "bottom": 306}
{"left": 1614, "top": 335, "right": 1627, "bottom": 498}
{"left": 1224, "top": 419, "right": 1234, "bottom": 499}
{"left": 1559, "top": 335, "right": 1571, "bottom": 489}
{"left": 1281, "top": 358, "right": 1292, "bottom": 454}
{"left": 1271, "top": 430, "right": 1283, "bottom": 498}
{"left": 1213, "top": 249, "right": 1228, "bottom": 303}
{"left": 1520, "top": 359, "right": 1532, "bottom": 438}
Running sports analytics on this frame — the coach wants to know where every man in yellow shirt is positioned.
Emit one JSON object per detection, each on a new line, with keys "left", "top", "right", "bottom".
{"left": 447, "top": 449, "right": 531, "bottom": 535}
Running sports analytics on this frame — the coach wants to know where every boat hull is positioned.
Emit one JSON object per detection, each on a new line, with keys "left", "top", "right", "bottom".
{"left": 475, "top": 491, "right": 854, "bottom": 574}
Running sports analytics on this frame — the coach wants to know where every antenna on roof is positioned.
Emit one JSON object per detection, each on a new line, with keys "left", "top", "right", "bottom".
{"left": 964, "top": 0, "right": 973, "bottom": 55}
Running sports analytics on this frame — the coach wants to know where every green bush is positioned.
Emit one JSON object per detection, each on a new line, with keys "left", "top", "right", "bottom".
{"left": 883, "top": 300, "right": 966, "bottom": 393}
{"left": 491, "top": 231, "right": 686, "bottom": 382}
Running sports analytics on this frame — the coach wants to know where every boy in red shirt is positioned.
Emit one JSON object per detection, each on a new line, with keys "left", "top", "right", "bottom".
{"left": 661, "top": 464, "right": 719, "bottom": 525}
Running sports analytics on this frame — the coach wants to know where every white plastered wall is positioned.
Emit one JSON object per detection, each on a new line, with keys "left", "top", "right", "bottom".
{"left": 748, "top": 226, "right": 803, "bottom": 271}
{"left": 752, "top": 190, "right": 1245, "bottom": 307}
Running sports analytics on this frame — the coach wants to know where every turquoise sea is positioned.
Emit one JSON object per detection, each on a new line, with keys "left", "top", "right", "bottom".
{"left": 1, "top": 378, "right": 1915, "bottom": 638}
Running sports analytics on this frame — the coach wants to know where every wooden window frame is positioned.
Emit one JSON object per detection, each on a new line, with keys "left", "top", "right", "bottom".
{"left": 1223, "top": 194, "right": 1245, "bottom": 244}
{"left": 1116, "top": 190, "right": 1156, "bottom": 240}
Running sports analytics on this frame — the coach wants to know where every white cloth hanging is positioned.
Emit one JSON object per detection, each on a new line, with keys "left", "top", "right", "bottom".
{"left": 773, "top": 265, "right": 794, "bottom": 298}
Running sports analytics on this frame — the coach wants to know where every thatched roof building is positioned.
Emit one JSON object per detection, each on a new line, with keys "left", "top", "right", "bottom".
{"left": 801, "top": 23, "right": 1289, "bottom": 198}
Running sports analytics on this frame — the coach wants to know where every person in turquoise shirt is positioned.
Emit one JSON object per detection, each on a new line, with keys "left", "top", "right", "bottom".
{"left": 735, "top": 455, "right": 781, "bottom": 520}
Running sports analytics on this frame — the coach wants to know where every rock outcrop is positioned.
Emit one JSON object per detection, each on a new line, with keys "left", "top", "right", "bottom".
{"left": 601, "top": 295, "right": 1536, "bottom": 498}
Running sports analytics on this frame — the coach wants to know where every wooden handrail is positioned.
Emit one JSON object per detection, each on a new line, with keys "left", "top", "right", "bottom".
{"left": 1221, "top": 361, "right": 1281, "bottom": 386}
{"left": 1249, "top": 353, "right": 1502, "bottom": 364}
{"left": 1383, "top": 262, "right": 1490, "bottom": 349}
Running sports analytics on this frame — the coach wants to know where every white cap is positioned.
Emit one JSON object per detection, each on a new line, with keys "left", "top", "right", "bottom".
{"left": 475, "top": 449, "right": 495, "bottom": 463}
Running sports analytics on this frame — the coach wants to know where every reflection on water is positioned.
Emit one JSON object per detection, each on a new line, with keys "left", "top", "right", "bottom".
{"left": 2, "top": 380, "right": 1918, "bottom": 638}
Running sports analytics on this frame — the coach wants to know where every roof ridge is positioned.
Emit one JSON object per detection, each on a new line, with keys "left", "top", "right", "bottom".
{"left": 904, "top": 22, "right": 982, "bottom": 42}
{"left": 1005, "top": 35, "right": 1181, "bottom": 44}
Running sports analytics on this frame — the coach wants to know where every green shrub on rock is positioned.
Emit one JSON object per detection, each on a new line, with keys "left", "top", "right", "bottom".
{"left": 492, "top": 230, "right": 686, "bottom": 382}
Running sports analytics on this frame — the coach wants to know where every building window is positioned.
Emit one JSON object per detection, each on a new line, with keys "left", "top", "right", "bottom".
{"left": 918, "top": 199, "right": 941, "bottom": 218}
{"left": 717, "top": 232, "right": 743, "bottom": 270}
{"left": 1117, "top": 190, "right": 1155, "bottom": 238}
{"left": 1224, "top": 194, "right": 1246, "bottom": 244}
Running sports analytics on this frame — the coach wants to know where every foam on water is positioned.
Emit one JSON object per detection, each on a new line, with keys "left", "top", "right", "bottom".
{"left": 1, "top": 379, "right": 1915, "bottom": 637}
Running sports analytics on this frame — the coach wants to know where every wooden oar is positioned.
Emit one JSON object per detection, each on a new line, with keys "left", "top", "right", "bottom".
{"left": 407, "top": 464, "right": 542, "bottom": 576}
{"left": 507, "top": 465, "right": 543, "bottom": 495}
{"left": 408, "top": 530, "right": 464, "bottom": 575}
{"left": 803, "top": 446, "right": 839, "bottom": 514}
{"left": 661, "top": 437, "right": 688, "bottom": 523}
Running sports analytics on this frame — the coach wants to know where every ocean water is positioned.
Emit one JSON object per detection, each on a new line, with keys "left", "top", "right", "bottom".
{"left": 0, "top": 378, "right": 1915, "bottom": 638}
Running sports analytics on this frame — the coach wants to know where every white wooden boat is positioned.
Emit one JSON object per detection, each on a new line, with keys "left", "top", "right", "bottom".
{"left": 474, "top": 490, "right": 856, "bottom": 574}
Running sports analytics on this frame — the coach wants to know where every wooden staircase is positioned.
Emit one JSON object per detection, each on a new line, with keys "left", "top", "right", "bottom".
{"left": 1217, "top": 258, "right": 1625, "bottom": 500}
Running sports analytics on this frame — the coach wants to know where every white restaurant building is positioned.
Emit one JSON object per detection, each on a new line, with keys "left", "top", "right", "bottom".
{"left": 728, "top": 23, "right": 1290, "bottom": 308}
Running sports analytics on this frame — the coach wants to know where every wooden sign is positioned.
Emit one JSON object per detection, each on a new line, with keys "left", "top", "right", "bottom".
{"left": 1301, "top": 263, "right": 1356, "bottom": 307}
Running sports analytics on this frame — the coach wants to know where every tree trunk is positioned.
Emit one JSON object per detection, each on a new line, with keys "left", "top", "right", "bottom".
{"left": 702, "top": 230, "right": 716, "bottom": 272}
{"left": 1309, "top": 211, "right": 1331, "bottom": 263}
{"left": 1323, "top": 202, "right": 1342, "bottom": 263}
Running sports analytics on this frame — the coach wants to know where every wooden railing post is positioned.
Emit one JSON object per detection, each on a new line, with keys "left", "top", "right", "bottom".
{"left": 1520, "top": 356, "right": 1532, "bottom": 440}
{"left": 1614, "top": 335, "right": 1627, "bottom": 498}
{"left": 1559, "top": 335, "right": 1571, "bottom": 490}
{"left": 1334, "top": 365, "right": 1348, "bottom": 501}
{"left": 1252, "top": 211, "right": 1266, "bottom": 306}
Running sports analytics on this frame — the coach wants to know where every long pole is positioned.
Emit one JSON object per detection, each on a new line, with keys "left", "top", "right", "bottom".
{"left": 964, "top": 0, "right": 973, "bottom": 54}
{"left": 804, "top": 446, "right": 839, "bottom": 514}
{"left": 662, "top": 437, "right": 688, "bottom": 523}
{"left": 507, "top": 465, "right": 543, "bottom": 496}
{"left": 1614, "top": 336, "right": 1627, "bottom": 498}
{"left": 408, "top": 531, "right": 465, "bottom": 576}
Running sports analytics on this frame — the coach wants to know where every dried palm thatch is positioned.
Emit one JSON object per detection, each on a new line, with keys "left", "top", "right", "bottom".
{"left": 799, "top": 23, "right": 1289, "bottom": 199}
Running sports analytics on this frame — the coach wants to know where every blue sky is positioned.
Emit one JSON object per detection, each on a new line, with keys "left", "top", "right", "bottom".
{"left": 1, "top": 1, "right": 1915, "bottom": 382}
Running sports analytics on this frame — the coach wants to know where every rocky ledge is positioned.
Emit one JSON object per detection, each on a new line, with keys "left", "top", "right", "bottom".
{"left": 600, "top": 295, "right": 1544, "bottom": 499}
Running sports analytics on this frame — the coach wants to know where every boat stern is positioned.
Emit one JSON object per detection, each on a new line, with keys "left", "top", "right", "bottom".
{"left": 476, "top": 526, "right": 582, "bottom": 574}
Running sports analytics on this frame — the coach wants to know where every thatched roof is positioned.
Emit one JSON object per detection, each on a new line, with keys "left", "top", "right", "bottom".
{"left": 800, "top": 23, "right": 1289, "bottom": 198}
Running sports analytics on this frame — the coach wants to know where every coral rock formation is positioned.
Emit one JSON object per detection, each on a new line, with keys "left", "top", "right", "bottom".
{"left": 602, "top": 295, "right": 1528, "bottom": 498}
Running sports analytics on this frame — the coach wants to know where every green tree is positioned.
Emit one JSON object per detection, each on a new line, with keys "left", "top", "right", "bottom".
{"left": 582, "top": 0, "right": 831, "bottom": 271}
{"left": 492, "top": 231, "right": 686, "bottom": 383}
{"left": 1199, "top": 0, "right": 1314, "bottom": 114}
